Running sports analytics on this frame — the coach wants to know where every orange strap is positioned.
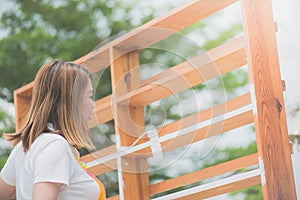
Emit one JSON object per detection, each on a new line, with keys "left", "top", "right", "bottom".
{"left": 86, "top": 170, "right": 106, "bottom": 200}
{"left": 74, "top": 152, "right": 106, "bottom": 200}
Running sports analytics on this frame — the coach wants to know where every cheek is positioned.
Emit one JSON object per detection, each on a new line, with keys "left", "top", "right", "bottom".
{"left": 82, "top": 100, "right": 91, "bottom": 110}
{"left": 89, "top": 99, "right": 95, "bottom": 109}
{"left": 84, "top": 99, "right": 95, "bottom": 114}
{"left": 80, "top": 99, "right": 89, "bottom": 113}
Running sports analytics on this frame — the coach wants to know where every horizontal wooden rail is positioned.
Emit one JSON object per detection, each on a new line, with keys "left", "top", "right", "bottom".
{"left": 108, "top": 169, "right": 261, "bottom": 200}
{"left": 84, "top": 93, "right": 252, "bottom": 175}
{"left": 174, "top": 172, "right": 261, "bottom": 200}
{"left": 107, "top": 195, "right": 120, "bottom": 200}
{"left": 157, "top": 93, "right": 251, "bottom": 138}
{"left": 160, "top": 109, "right": 253, "bottom": 155}
{"left": 74, "top": 0, "right": 239, "bottom": 73}
{"left": 113, "top": 36, "right": 246, "bottom": 106}
{"left": 150, "top": 153, "right": 258, "bottom": 195}
{"left": 90, "top": 36, "right": 246, "bottom": 126}
{"left": 87, "top": 160, "right": 117, "bottom": 176}
{"left": 86, "top": 107, "right": 253, "bottom": 171}
{"left": 81, "top": 145, "right": 116, "bottom": 162}
{"left": 81, "top": 145, "right": 117, "bottom": 175}
{"left": 89, "top": 95, "right": 113, "bottom": 127}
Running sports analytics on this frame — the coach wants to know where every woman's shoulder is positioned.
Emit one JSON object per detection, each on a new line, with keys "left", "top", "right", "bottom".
{"left": 30, "top": 133, "right": 70, "bottom": 153}
{"left": 37, "top": 133, "right": 68, "bottom": 144}
{"left": 13, "top": 133, "right": 69, "bottom": 154}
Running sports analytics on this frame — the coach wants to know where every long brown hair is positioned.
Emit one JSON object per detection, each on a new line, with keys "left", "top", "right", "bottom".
{"left": 4, "top": 59, "right": 95, "bottom": 152}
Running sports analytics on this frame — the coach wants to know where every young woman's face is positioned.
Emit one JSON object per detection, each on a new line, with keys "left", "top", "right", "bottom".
{"left": 80, "top": 79, "right": 95, "bottom": 125}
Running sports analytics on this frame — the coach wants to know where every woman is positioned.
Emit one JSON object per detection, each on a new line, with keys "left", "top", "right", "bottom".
{"left": 0, "top": 60, "right": 106, "bottom": 200}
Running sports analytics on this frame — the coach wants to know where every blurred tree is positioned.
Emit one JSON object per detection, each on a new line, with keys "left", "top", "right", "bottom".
{"left": 0, "top": 104, "right": 15, "bottom": 170}
{"left": 0, "top": 108, "right": 15, "bottom": 136}
{"left": 0, "top": 0, "right": 160, "bottom": 101}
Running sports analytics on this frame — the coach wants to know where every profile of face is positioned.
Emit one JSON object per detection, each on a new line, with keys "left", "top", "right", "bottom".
{"left": 79, "top": 79, "right": 95, "bottom": 125}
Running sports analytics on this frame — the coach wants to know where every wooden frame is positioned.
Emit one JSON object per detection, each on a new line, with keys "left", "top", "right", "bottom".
{"left": 14, "top": 0, "right": 296, "bottom": 199}
{"left": 241, "top": 0, "right": 296, "bottom": 199}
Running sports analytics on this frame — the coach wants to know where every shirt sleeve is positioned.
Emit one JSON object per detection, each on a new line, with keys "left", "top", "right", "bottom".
{"left": 33, "top": 139, "right": 73, "bottom": 186}
{"left": 0, "top": 148, "right": 16, "bottom": 186}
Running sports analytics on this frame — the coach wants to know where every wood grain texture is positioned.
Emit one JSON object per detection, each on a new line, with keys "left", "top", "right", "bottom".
{"left": 110, "top": 48, "right": 150, "bottom": 199}
{"left": 150, "top": 153, "right": 258, "bottom": 195}
{"left": 14, "top": 91, "right": 32, "bottom": 130}
{"left": 176, "top": 175, "right": 261, "bottom": 200}
{"left": 241, "top": 0, "right": 297, "bottom": 199}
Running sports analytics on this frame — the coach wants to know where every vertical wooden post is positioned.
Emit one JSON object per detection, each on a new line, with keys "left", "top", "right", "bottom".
{"left": 241, "top": 0, "right": 296, "bottom": 199}
{"left": 14, "top": 83, "right": 33, "bottom": 130}
{"left": 110, "top": 47, "right": 150, "bottom": 200}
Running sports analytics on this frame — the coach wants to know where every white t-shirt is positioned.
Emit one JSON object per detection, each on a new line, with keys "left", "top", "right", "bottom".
{"left": 0, "top": 133, "right": 101, "bottom": 200}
